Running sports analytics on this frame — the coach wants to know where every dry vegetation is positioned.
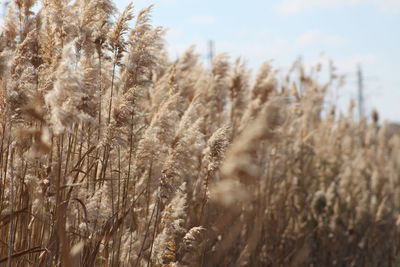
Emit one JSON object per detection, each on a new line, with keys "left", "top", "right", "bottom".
{"left": 1, "top": 0, "right": 400, "bottom": 266}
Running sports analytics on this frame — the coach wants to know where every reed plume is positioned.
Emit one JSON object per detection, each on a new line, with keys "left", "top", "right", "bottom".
{"left": 0, "top": 1, "right": 399, "bottom": 266}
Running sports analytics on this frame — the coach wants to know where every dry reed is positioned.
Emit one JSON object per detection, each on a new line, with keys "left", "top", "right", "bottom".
{"left": 0, "top": 1, "right": 399, "bottom": 266}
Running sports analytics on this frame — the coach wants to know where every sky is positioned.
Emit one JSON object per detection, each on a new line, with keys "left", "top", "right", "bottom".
{"left": 1, "top": 0, "right": 399, "bottom": 122}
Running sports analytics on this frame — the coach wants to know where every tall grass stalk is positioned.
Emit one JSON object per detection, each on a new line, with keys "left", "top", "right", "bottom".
{"left": 0, "top": 1, "right": 399, "bottom": 266}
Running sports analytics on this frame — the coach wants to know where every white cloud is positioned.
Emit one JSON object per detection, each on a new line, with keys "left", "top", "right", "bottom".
{"left": 376, "top": 0, "right": 400, "bottom": 13}
{"left": 295, "top": 29, "right": 346, "bottom": 46}
{"left": 276, "top": 0, "right": 359, "bottom": 15}
{"left": 276, "top": 0, "right": 400, "bottom": 15}
{"left": 214, "top": 29, "right": 290, "bottom": 64}
{"left": 164, "top": 29, "right": 290, "bottom": 69}
{"left": 129, "top": 0, "right": 180, "bottom": 4}
{"left": 335, "top": 54, "right": 378, "bottom": 72}
{"left": 187, "top": 15, "right": 217, "bottom": 25}
{"left": 166, "top": 28, "right": 184, "bottom": 39}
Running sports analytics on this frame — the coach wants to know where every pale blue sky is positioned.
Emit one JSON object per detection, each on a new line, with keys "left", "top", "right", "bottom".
{"left": 120, "top": 0, "right": 400, "bottom": 122}
{"left": 1, "top": 0, "right": 399, "bottom": 122}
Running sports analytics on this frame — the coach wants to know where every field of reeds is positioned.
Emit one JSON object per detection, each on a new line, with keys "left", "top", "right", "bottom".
{"left": 0, "top": 1, "right": 400, "bottom": 266}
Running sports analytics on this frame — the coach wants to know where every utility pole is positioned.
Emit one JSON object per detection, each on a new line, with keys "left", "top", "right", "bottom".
{"left": 208, "top": 40, "right": 215, "bottom": 68}
{"left": 297, "top": 56, "right": 304, "bottom": 94}
{"left": 357, "top": 64, "right": 364, "bottom": 119}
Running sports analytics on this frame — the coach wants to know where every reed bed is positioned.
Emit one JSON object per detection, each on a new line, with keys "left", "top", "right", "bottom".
{"left": 0, "top": 1, "right": 399, "bottom": 266}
